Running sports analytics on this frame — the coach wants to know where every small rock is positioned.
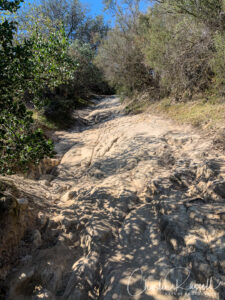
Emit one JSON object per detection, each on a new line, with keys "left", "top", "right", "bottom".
{"left": 0, "top": 194, "right": 18, "bottom": 214}
{"left": 17, "top": 198, "right": 28, "bottom": 209}
{"left": 216, "top": 249, "right": 225, "bottom": 267}
{"left": 33, "top": 229, "right": 42, "bottom": 249}
{"left": 196, "top": 164, "right": 215, "bottom": 181}
{"left": 170, "top": 238, "right": 178, "bottom": 251}
{"left": 207, "top": 254, "right": 218, "bottom": 268}
{"left": 33, "top": 287, "right": 56, "bottom": 300}
{"left": 40, "top": 174, "right": 55, "bottom": 182}
{"left": 37, "top": 212, "right": 48, "bottom": 229}
{"left": 218, "top": 213, "right": 225, "bottom": 221}
{"left": 213, "top": 181, "right": 225, "bottom": 198}
{"left": 43, "top": 180, "right": 51, "bottom": 187}
{"left": 21, "top": 255, "right": 32, "bottom": 265}
{"left": 61, "top": 190, "right": 77, "bottom": 202}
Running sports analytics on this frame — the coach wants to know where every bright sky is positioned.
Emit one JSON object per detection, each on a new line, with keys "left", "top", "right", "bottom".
{"left": 21, "top": 0, "right": 150, "bottom": 25}
{"left": 82, "top": 0, "right": 114, "bottom": 24}
{"left": 82, "top": 0, "right": 150, "bottom": 21}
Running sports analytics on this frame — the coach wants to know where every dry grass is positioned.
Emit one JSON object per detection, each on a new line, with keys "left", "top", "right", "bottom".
{"left": 124, "top": 91, "right": 153, "bottom": 114}
{"left": 148, "top": 96, "right": 225, "bottom": 131}
{"left": 125, "top": 93, "right": 225, "bottom": 149}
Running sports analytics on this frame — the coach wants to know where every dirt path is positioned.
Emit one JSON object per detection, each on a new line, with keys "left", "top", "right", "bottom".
{"left": 4, "top": 96, "right": 225, "bottom": 299}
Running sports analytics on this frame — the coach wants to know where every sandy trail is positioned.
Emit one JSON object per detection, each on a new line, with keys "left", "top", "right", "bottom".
{"left": 4, "top": 96, "right": 225, "bottom": 299}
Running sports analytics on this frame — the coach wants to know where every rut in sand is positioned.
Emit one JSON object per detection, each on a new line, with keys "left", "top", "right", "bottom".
{"left": 2, "top": 96, "right": 225, "bottom": 299}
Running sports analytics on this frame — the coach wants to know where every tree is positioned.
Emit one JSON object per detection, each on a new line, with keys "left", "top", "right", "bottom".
{"left": 38, "top": 0, "right": 109, "bottom": 47}
{"left": 139, "top": 4, "right": 214, "bottom": 98}
{"left": 69, "top": 40, "right": 107, "bottom": 93}
{"left": 0, "top": 0, "right": 54, "bottom": 174}
{"left": 157, "top": 0, "right": 225, "bottom": 31}
{"left": 20, "top": 11, "right": 76, "bottom": 107}
{"left": 96, "top": 0, "right": 156, "bottom": 94}
{"left": 95, "top": 25, "right": 153, "bottom": 94}
{"left": 99, "top": 0, "right": 225, "bottom": 100}
{"left": 40, "top": 0, "right": 85, "bottom": 39}
{"left": 103, "top": 0, "right": 142, "bottom": 31}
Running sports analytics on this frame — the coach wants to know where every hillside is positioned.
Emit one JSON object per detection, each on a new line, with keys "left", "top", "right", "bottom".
{"left": 1, "top": 0, "right": 225, "bottom": 299}
{"left": 1, "top": 96, "right": 225, "bottom": 299}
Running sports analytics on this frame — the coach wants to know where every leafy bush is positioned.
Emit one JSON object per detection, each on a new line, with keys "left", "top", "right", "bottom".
{"left": 0, "top": 0, "right": 111, "bottom": 173}
{"left": 16, "top": 3, "right": 111, "bottom": 127}
{"left": 0, "top": 100, "right": 54, "bottom": 174}
{"left": 95, "top": 26, "right": 153, "bottom": 94}
{"left": 43, "top": 98, "right": 75, "bottom": 128}
{"left": 95, "top": 0, "right": 156, "bottom": 95}
{"left": 99, "top": 0, "right": 224, "bottom": 101}
{"left": 16, "top": 9, "right": 77, "bottom": 107}
{"left": 38, "top": 0, "right": 109, "bottom": 46}
{"left": 69, "top": 40, "right": 112, "bottom": 95}
{"left": 139, "top": 6, "right": 214, "bottom": 98}
{"left": 0, "top": 0, "right": 56, "bottom": 174}
{"left": 42, "top": 40, "right": 112, "bottom": 127}
{"left": 165, "top": 0, "right": 225, "bottom": 31}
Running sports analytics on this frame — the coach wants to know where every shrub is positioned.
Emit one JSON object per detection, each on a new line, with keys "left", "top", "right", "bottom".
{"left": 95, "top": 26, "right": 153, "bottom": 94}
{"left": 0, "top": 0, "right": 54, "bottom": 174}
{"left": 139, "top": 5, "right": 214, "bottom": 99}
{"left": 211, "top": 32, "right": 225, "bottom": 95}
{"left": 0, "top": 99, "right": 54, "bottom": 174}
{"left": 69, "top": 40, "right": 110, "bottom": 95}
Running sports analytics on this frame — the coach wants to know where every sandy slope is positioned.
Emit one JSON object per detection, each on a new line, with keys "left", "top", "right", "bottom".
{"left": 4, "top": 96, "right": 225, "bottom": 299}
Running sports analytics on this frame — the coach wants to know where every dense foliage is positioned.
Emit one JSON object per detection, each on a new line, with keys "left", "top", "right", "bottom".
{"left": 1, "top": 0, "right": 224, "bottom": 173}
{"left": 69, "top": 40, "right": 110, "bottom": 94}
{"left": 95, "top": 27, "right": 153, "bottom": 94}
{"left": 96, "top": 0, "right": 155, "bottom": 94}
{"left": 212, "top": 32, "right": 225, "bottom": 93}
{"left": 39, "top": 0, "right": 109, "bottom": 46}
{"left": 96, "top": 0, "right": 225, "bottom": 100}
{"left": 0, "top": 0, "right": 109, "bottom": 174}
{"left": 0, "top": 101, "right": 54, "bottom": 174}
{"left": 16, "top": 1, "right": 111, "bottom": 125}
{"left": 0, "top": 0, "right": 55, "bottom": 174}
